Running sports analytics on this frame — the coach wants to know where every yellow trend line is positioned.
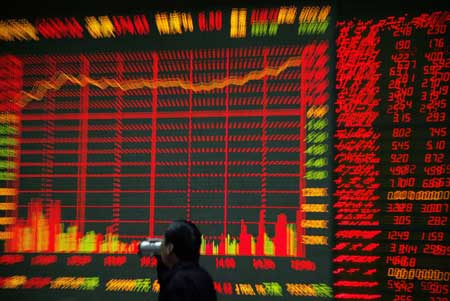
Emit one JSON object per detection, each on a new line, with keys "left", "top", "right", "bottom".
{"left": 14, "top": 56, "right": 301, "bottom": 108}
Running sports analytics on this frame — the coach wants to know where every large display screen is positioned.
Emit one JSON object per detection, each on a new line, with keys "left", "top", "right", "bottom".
{"left": 0, "top": 1, "right": 449, "bottom": 300}
{"left": 334, "top": 6, "right": 449, "bottom": 301}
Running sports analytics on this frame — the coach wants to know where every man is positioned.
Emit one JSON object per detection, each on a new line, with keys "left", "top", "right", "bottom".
{"left": 157, "top": 220, "right": 217, "bottom": 301}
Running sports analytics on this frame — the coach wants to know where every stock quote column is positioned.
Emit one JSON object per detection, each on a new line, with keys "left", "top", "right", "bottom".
{"left": 0, "top": 56, "right": 21, "bottom": 244}
{"left": 0, "top": 4, "right": 335, "bottom": 300}
{"left": 335, "top": 10, "right": 449, "bottom": 301}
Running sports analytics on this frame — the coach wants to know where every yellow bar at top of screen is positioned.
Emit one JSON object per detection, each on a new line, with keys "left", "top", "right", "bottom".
{"left": 2, "top": 276, "right": 27, "bottom": 288}
{"left": 0, "top": 231, "right": 13, "bottom": 240}
{"left": 0, "top": 217, "right": 15, "bottom": 225}
{"left": 0, "top": 188, "right": 17, "bottom": 196}
{"left": 0, "top": 202, "right": 16, "bottom": 210}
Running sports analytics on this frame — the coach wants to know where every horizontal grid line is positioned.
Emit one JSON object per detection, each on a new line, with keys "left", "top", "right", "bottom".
{"left": 19, "top": 160, "right": 299, "bottom": 166}
{"left": 19, "top": 173, "right": 302, "bottom": 178}
{"left": 17, "top": 205, "right": 300, "bottom": 209}
{"left": 20, "top": 108, "right": 302, "bottom": 120}
{"left": 20, "top": 189, "right": 301, "bottom": 194}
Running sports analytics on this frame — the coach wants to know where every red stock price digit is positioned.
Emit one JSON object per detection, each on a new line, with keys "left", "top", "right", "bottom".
{"left": 198, "top": 10, "right": 222, "bottom": 32}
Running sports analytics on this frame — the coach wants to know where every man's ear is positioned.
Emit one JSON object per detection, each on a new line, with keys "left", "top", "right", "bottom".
{"left": 166, "top": 242, "right": 174, "bottom": 254}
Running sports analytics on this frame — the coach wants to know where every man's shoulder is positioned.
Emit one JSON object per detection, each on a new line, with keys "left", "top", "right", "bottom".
{"left": 176, "top": 263, "right": 213, "bottom": 279}
{"left": 168, "top": 263, "right": 213, "bottom": 288}
{"left": 171, "top": 264, "right": 217, "bottom": 300}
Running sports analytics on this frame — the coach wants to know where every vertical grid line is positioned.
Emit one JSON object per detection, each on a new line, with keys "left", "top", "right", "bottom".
{"left": 13, "top": 56, "right": 23, "bottom": 222}
{"left": 257, "top": 48, "right": 269, "bottom": 256}
{"left": 299, "top": 53, "right": 306, "bottom": 257}
{"left": 42, "top": 56, "right": 55, "bottom": 204}
{"left": 112, "top": 53, "right": 124, "bottom": 234}
{"left": 187, "top": 50, "right": 193, "bottom": 220}
{"left": 77, "top": 55, "right": 89, "bottom": 236}
{"left": 222, "top": 48, "right": 230, "bottom": 250}
{"left": 149, "top": 52, "right": 158, "bottom": 237}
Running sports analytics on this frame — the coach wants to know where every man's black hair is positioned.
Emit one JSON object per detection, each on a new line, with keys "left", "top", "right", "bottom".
{"left": 164, "top": 220, "right": 202, "bottom": 262}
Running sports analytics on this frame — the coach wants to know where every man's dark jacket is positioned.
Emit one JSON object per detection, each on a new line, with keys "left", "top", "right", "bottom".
{"left": 157, "top": 259, "right": 217, "bottom": 301}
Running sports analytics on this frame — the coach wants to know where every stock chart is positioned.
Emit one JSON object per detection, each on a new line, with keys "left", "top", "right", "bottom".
{"left": 0, "top": 1, "right": 449, "bottom": 301}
